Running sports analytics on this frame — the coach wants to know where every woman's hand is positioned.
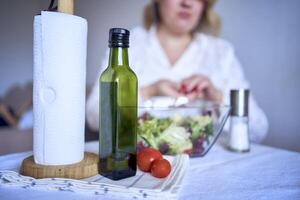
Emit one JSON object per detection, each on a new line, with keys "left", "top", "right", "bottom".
{"left": 180, "top": 75, "right": 223, "bottom": 103}
{"left": 140, "top": 79, "right": 181, "bottom": 100}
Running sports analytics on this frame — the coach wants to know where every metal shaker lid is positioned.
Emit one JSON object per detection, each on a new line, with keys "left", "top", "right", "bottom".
{"left": 230, "top": 89, "right": 249, "bottom": 116}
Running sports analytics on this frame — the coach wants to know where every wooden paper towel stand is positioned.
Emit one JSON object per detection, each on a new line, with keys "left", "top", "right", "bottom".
{"left": 20, "top": 153, "right": 98, "bottom": 179}
{"left": 20, "top": 0, "right": 98, "bottom": 179}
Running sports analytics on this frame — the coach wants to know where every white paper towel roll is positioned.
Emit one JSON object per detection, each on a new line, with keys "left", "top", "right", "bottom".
{"left": 33, "top": 11, "right": 87, "bottom": 165}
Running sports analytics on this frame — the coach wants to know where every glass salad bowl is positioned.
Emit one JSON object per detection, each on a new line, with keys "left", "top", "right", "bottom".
{"left": 137, "top": 100, "right": 231, "bottom": 157}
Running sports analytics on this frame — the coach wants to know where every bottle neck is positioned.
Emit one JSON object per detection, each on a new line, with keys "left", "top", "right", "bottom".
{"left": 108, "top": 47, "right": 129, "bottom": 67}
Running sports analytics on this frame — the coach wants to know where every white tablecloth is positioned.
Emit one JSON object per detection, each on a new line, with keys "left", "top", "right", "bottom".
{"left": 0, "top": 141, "right": 300, "bottom": 200}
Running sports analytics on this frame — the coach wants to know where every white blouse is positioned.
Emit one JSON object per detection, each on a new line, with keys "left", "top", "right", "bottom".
{"left": 86, "top": 26, "right": 268, "bottom": 143}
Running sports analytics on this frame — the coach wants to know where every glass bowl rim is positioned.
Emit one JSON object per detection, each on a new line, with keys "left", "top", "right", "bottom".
{"left": 137, "top": 104, "right": 231, "bottom": 110}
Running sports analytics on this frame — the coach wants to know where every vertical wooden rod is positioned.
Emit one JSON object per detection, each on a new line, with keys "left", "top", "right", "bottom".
{"left": 58, "top": 0, "right": 74, "bottom": 15}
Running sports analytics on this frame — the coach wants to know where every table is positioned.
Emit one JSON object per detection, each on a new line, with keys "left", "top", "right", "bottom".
{"left": 0, "top": 141, "right": 300, "bottom": 200}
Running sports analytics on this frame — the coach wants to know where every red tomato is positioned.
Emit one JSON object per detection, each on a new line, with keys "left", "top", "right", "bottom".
{"left": 151, "top": 159, "right": 172, "bottom": 178}
{"left": 137, "top": 148, "right": 163, "bottom": 172}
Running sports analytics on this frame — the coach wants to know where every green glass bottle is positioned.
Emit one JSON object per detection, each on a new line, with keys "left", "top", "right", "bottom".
{"left": 99, "top": 28, "right": 137, "bottom": 180}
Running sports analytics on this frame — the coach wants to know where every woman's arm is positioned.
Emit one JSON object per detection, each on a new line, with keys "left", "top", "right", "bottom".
{"left": 217, "top": 43, "right": 269, "bottom": 143}
{"left": 140, "top": 79, "right": 181, "bottom": 100}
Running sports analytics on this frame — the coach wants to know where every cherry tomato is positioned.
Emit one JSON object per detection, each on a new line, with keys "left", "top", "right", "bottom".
{"left": 137, "top": 148, "right": 163, "bottom": 172}
{"left": 151, "top": 159, "right": 171, "bottom": 178}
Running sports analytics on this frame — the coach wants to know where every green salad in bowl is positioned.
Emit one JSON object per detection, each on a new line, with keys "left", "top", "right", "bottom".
{"left": 137, "top": 105, "right": 230, "bottom": 157}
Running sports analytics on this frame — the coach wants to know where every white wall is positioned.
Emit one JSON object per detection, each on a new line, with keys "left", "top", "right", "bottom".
{"left": 75, "top": 0, "right": 148, "bottom": 85}
{"left": 214, "top": 0, "right": 300, "bottom": 152}
{"left": 0, "top": 0, "right": 40, "bottom": 95}
{"left": 0, "top": 0, "right": 299, "bottom": 152}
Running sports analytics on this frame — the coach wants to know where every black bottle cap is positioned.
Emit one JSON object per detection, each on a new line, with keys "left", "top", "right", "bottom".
{"left": 109, "top": 28, "right": 130, "bottom": 48}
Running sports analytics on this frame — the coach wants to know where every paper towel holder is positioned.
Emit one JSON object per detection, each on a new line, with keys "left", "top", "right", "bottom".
{"left": 20, "top": 152, "right": 99, "bottom": 179}
{"left": 46, "top": 0, "right": 57, "bottom": 12}
{"left": 20, "top": 0, "right": 99, "bottom": 180}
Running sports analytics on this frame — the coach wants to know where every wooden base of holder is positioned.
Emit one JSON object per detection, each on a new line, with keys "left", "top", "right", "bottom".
{"left": 20, "top": 152, "right": 99, "bottom": 179}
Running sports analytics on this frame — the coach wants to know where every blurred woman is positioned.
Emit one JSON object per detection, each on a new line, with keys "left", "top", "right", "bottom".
{"left": 86, "top": 0, "right": 268, "bottom": 142}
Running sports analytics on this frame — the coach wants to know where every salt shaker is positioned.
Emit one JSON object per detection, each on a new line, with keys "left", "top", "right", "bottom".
{"left": 228, "top": 89, "right": 250, "bottom": 152}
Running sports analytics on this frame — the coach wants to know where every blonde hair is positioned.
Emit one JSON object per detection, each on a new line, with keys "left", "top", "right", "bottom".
{"left": 143, "top": 0, "right": 221, "bottom": 36}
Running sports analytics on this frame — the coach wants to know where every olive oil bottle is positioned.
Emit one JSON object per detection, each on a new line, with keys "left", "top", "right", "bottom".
{"left": 99, "top": 28, "right": 137, "bottom": 180}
